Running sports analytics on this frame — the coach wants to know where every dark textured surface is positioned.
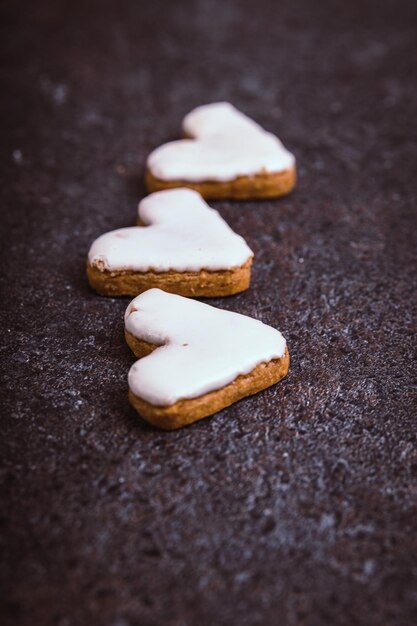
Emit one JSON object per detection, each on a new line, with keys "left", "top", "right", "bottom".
{"left": 1, "top": 1, "right": 417, "bottom": 625}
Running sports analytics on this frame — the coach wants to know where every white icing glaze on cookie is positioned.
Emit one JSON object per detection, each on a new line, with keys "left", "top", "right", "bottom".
{"left": 147, "top": 102, "right": 295, "bottom": 183}
{"left": 125, "top": 288, "right": 287, "bottom": 406}
{"left": 88, "top": 188, "right": 253, "bottom": 272}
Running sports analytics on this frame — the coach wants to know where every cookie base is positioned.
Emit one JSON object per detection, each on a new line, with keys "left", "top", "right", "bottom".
{"left": 125, "top": 330, "right": 290, "bottom": 430}
{"left": 87, "top": 258, "right": 252, "bottom": 297}
{"left": 145, "top": 165, "right": 296, "bottom": 200}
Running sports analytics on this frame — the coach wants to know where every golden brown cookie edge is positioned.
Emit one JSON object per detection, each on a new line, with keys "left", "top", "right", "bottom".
{"left": 145, "top": 165, "right": 296, "bottom": 200}
{"left": 86, "top": 258, "right": 252, "bottom": 297}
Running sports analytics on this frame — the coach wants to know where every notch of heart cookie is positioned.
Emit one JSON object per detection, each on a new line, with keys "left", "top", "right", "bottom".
{"left": 125, "top": 288, "right": 290, "bottom": 430}
{"left": 146, "top": 102, "right": 296, "bottom": 199}
{"left": 87, "top": 188, "right": 253, "bottom": 297}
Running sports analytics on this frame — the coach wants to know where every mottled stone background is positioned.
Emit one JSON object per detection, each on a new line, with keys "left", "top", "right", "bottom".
{"left": 1, "top": 0, "right": 416, "bottom": 625}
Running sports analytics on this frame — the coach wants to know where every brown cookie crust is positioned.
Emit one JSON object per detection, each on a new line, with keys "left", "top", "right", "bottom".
{"left": 86, "top": 258, "right": 252, "bottom": 297}
{"left": 145, "top": 165, "right": 296, "bottom": 200}
{"left": 125, "top": 329, "right": 290, "bottom": 430}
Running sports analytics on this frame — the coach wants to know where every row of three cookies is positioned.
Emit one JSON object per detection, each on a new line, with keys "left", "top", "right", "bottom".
{"left": 87, "top": 103, "right": 295, "bottom": 429}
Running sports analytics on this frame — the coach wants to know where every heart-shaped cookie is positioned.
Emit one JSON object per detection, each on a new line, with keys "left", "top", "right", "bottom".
{"left": 125, "top": 288, "right": 289, "bottom": 429}
{"left": 146, "top": 102, "right": 296, "bottom": 199}
{"left": 87, "top": 188, "right": 253, "bottom": 297}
